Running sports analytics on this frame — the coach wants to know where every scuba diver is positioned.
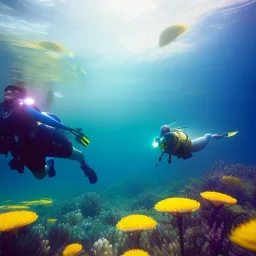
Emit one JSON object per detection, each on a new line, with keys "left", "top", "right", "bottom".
{"left": 0, "top": 84, "right": 97, "bottom": 184}
{"left": 153, "top": 123, "right": 238, "bottom": 166}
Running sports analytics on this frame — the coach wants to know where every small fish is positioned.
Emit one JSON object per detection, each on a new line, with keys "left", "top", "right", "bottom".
{"left": 53, "top": 91, "right": 64, "bottom": 98}
{"left": 48, "top": 90, "right": 64, "bottom": 98}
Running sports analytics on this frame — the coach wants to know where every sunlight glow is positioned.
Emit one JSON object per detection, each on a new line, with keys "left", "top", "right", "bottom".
{"left": 102, "top": 0, "right": 157, "bottom": 22}
{"left": 1, "top": 0, "right": 255, "bottom": 63}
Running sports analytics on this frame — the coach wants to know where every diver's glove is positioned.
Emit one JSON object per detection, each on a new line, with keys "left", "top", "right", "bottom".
{"left": 68, "top": 128, "right": 90, "bottom": 147}
{"left": 8, "top": 158, "right": 24, "bottom": 174}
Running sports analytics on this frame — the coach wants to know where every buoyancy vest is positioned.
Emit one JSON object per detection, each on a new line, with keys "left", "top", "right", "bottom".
{"left": 171, "top": 130, "right": 192, "bottom": 151}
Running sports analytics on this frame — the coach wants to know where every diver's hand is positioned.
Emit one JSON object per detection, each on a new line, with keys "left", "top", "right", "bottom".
{"left": 68, "top": 127, "right": 82, "bottom": 135}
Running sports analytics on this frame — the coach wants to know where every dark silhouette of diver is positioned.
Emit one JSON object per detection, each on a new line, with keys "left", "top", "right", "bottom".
{"left": 0, "top": 84, "right": 97, "bottom": 184}
{"left": 154, "top": 124, "right": 238, "bottom": 165}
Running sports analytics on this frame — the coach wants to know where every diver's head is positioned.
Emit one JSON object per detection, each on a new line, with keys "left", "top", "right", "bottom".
{"left": 160, "top": 125, "right": 171, "bottom": 135}
{"left": 4, "top": 85, "right": 28, "bottom": 102}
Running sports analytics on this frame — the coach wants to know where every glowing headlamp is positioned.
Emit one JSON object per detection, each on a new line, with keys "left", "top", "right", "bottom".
{"left": 24, "top": 98, "right": 35, "bottom": 105}
{"left": 152, "top": 136, "right": 165, "bottom": 148}
{"left": 152, "top": 141, "right": 159, "bottom": 148}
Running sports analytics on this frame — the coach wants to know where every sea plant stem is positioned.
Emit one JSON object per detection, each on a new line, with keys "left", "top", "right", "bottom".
{"left": 210, "top": 204, "right": 224, "bottom": 228}
{"left": 132, "top": 230, "right": 142, "bottom": 248}
{"left": 177, "top": 215, "right": 184, "bottom": 256}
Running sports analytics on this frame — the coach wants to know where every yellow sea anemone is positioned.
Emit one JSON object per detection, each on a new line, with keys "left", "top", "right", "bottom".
{"left": 116, "top": 214, "right": 157, "bottom": 232}
{"left": 229, "top": 219, "right": 256, "bottom": 252}
{"left": 200, "top": 191, "right": 237, "bottom": 207}
{"left": 221, "top": 175, "right": 242, "bottom": 187}
{"left": 62, "top": 243, "right": 83, "bottom": 256}
{"left": 7, "top": 205, "right": 29, "bottom": 209}
{"left": 11, "top": 41, "right": 41, "bottom": 50}
{"left": 21, "top": 199, "right": 52, "bottom": 206}
{"left": 35, "top": 41, "right": 67, "bottom": 54}
{"left": 159, "top": 24, "right": 188, "bottom": 47}
{"left": 122, "top": 249, "right": 149, "bottom": 256}
{"left": 154, "top": 197, "right": 200, "bottom": 256}
{"left": 0, "top": 211, "right": 38, "bottom": 232}
{"left": 25, "top": 43, "right": 42, "bottom": 50}
{"left": 154, "top": 197, "right": 200, "bottom": 216}
{"left": 47, "top": 218, "right": 57, "bottom": 223}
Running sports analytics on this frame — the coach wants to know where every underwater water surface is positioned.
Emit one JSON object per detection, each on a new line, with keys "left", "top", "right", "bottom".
{"left": 0, "top": 1, "right": 256, "bottom": 255}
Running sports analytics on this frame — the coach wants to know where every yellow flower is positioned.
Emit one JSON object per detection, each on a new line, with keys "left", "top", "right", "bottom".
{"left": 62, "top": 243, "right": 83, "bottom": 256}
{"left": 116, "top": 214, "right": 157, "bottom": 232}
{"left": 221, "top": 175, "right": 242, "bottom": 187}
{"left": 154, "top": 197, "right": 200, "bottom": 216}
{"left": 122, "top": 249, "right": 149, "bottom": 256}
{"left": 7, "top": 205, "right": 29, "bottom": 209}
{"left": 200, "top": 191, "right": 237, "bottom": 207}
{"left": 229, "top": 219, "right": 256, "bottom": 252}
{"left": 47, "top": 218, "right": 57, "bottom": 223}
{"left": 21, "top": 199, "right": 52, "bottom": 206}
{"left": 0, "top": 211, "right": 38, "bottom": 232}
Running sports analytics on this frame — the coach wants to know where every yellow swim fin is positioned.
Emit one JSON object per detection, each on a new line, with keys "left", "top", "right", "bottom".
{"left": 75, "top": 134, "right": 90, "bottom": 147}
{"left": 70, "top": 128, "right": 91, "bottom": 147}
{"left": 81, "top": 135, "right": 90, "bottom": 146}
{"left": 227, "top": 131, "right": 238, "bottom": 137}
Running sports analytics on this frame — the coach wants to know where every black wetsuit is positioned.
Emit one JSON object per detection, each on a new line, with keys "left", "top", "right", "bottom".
{"left": 0, "top": 101, "right": 73, "bottom": 173}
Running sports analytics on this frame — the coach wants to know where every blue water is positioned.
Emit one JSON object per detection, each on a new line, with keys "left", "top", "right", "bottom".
{"left": 0, "top": 1, "right": 255, "bottom": 202}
